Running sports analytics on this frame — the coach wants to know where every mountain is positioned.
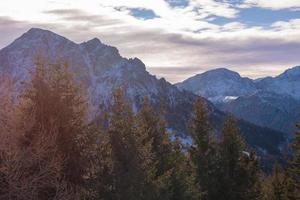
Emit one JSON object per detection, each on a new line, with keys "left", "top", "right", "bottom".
{"left": 256, "top": 66, "right": 300, "bottom": 100}
{"left": 0, "top": 28, "right": 287, "bottom": 157}
{"left": 176, "top": 67, "right": 300, "bottom": 134}
{"left": 218, "top": 91, "right": 300, "bottom": 135}
{"left": 176, "top": 68, "right": 257, "bottom": 103}
{"left": 0, "top": 28, "right": 200, "bottom": 133}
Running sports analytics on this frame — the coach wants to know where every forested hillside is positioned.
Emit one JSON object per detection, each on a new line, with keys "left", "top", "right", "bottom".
{"left": 0, "top": 61, "right": 299, "bottom": 200}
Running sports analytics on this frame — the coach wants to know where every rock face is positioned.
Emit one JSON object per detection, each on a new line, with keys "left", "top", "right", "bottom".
{"left": 176, "top": 67, "right": 300, "bottom": 134}
{"left": 0, "top": 28, "right": 287, "bottom": 156}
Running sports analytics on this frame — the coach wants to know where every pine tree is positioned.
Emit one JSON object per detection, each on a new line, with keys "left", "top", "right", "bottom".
{"left": 238, "top": 151, "right": 262, "bottom": 200}
{"left": 188, "top": 98, "right": 216, "bottom": 200}
{"left": 263, "top": 163, "right": 296, "bottom": 200}
{"left": 218, "top": 115, "right": 262, "bottom": 200}
{"left": 135, "top": 97, "right": 173, "bottom": 200}
{"left": 290, "top": 121, "right": 300, "bottom": 179}
{"left": 266, "top": 164, "right": 284, "bottom": 200}
{"left": 168, "top": 138, "right": 200, "bottom": 200}
{"left": 136, "top": 98, "right": 199, "bottom": 200}
{"left": 133, "top": 98, "right": 160, "bottom": 200}
{"left": 25, "top": 59, "right": 90, "bottom": 185}
{"left": 189, "top": 98, "right": 211, "bottom": 155}
{"left": 86, "top": 127, "right": 115, "bottom": 200}
{"left": 82, "top": 110, "right": 114, "bottom": 200}
{"left": 0, "top": 59, "right": 92, "bottom": 199}
{"left": 107, "top": 90, "right": 159, "bottom": 200}
{"left": 137, "top": 98, "right": 173, "bottom": 175}
{"left": 287, "top": 120, "right": 300, "bottom": 199}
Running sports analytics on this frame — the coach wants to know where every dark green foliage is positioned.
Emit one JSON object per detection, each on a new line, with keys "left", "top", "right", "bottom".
{"left": 84, "top": 124, "right": 115, "bottom": 200}
{"left": 188, "top": 98, "right": 218, "bottom": 200}
{"left": 189, "top": 108, "right": 262, "bottom": 200}
{"left": 189, "top": 98, "right": 212, "bottom": 154}
{"left": 217, "top": 116, "right": 262, "bottom": 200}
{"left": 289, "top": 122, "right": 300, "bottom": 184}
{"left": 127, "top": 97, "right": 200, "bottom": 200}
{"left": 105, "top": 89, "right": 156, "bottom": 200}
{"left": 263, "top": 164, "right": 296, "bottom": 200}
{"left": 237, "top": 120, "right": 285, "bottom": 156}
{"left": 75, "top": 93, "right": 203, "bottom": 200}
{"left": 168, "top": 138, "right": 200, "bottom": 200}
{"left": 135, "top": 97, "right": 171, "bottom": 200}
{"left": 287, "top": 121, "right": 300, "bottom": 199}
{"left": 92, "top": 95, "right": 201, "bottom": 200}
{"left": 135, "top": 98, "right": 171, "bottom": 179}
{"left": 2, "top": 59, "right": 299, "bottom": 200}
{"left": 261, "top": 119, "right": 300, "bottom": 200}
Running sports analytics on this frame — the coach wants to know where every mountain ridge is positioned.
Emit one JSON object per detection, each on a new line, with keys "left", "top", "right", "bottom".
{"left": 176, "top": 66, "right": 300, "bottom": 134}
{"left": 0, "top": 28, "right": 288, "bottom": 158}
{"left": 176, "top": 67, "right": 257, "bottom": 103}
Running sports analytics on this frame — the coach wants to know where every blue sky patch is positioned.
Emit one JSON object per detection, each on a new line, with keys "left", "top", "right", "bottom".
{"left": 129, "top": 8, "right": 159, "bottom": 20}
{"left": 210, "top": 7, "right": 300, "bottom": 26}
{"left": 210, "top": 17, "right": 233, "bottom": 25}
{"left": 238, "top": 7, "right": 300, "bottom": 27}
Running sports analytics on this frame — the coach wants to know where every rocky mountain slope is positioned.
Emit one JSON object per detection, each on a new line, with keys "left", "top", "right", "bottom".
{"left": 0, "top": 28, "right": 204, "bottom": 133}
{"left": 0, "top": 28, "right": 287, "bottom": 157}
{"left": 218, "top": 91, "right": 300, "bottom": 135}
{"left": 176, "top": 67, "right": 300, "bottom": 134}
{"left": 256, "top": 66, "right": 300, "bottom": 100}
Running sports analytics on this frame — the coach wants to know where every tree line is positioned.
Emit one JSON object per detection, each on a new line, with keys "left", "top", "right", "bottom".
{"left": 0, "top": 61, "right": 299, "bottom": 200}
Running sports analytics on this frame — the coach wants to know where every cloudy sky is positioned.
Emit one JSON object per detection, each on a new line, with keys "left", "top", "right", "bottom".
{"left": 0, "top": 0, "right": 300, "bottom": 82}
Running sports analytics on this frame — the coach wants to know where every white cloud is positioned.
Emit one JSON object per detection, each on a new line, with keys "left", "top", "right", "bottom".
{"left": 221, "top": 22, "right": 247, "bottom": 31}
{"left": 0, "top": 0, "right": 300, "bottom": 82}
{"left": 243, "top": 0, "right": 300, "bottom": 10}
{"left": 272, "top": 18, "right": 300, "bottom": 30}
{"left": 97, "top": 0, "right": 239, "bottom": 33}
{"left": 190, "top": 0, "right": 239, "bottom": 18}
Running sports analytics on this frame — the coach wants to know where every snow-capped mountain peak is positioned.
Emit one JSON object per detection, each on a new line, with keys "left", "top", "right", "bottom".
{"left": 176, "top": 67, "right": 257, "bottom": 102}
{"left": 178, "top": 65, "right": 300, "bottom": 134}
{"left": 202, "top": 68, "right": 240, "bottom": 78}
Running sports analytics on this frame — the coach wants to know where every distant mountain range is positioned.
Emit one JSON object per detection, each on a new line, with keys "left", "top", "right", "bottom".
{"left": 176, "top": 67, "right": 300, "bottom": 135}
{"left": 0, "top": 28, "right": 289, "bottom": 160}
